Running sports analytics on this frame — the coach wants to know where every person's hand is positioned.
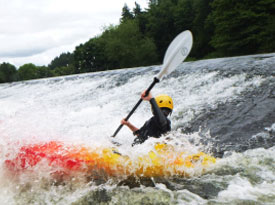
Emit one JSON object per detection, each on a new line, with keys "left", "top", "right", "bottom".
{"left": 121, "top": 118, "right": 129, "bottom": 125}
{"left": 141, "top": 90, "right": 152, "bottom": 101}
{"left": 121, "top": 118, "right": 138, "bottom": 132}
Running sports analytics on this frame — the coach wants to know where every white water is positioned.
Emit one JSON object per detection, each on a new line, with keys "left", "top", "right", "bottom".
{"left": 0, "top": 54, "right": 274, "bottom": 204}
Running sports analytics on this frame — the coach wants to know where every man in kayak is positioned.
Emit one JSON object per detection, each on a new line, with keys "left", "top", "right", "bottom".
{"left": 121, "top": 91, "right": 173, "bottom": 145}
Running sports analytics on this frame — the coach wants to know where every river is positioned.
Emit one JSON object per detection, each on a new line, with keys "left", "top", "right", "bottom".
{"left": 0, "top": 53, "right": 274, "bottom": 204}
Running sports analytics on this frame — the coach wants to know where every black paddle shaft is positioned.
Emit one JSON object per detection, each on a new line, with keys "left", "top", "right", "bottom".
{"left": 111, "top": 77, "right": 160, "bottom": 138}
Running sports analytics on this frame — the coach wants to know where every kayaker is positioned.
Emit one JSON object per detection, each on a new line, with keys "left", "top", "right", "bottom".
{"left": 121, "top": 91, "right": 173, "bottom": 145}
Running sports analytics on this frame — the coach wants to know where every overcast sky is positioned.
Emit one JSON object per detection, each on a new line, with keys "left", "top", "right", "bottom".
{"left": 0, "top": 0, "right": 148, "bottom": 67}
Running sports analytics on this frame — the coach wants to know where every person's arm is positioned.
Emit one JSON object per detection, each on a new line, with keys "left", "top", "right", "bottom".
{"left": 149, "top": 98, "right": 168, "bottom": 128}
{"left": 121, "top": 119, "right": 139, "bottom": 132}
{"left": 141, "top": 90, "right": 169, "bottom": 129}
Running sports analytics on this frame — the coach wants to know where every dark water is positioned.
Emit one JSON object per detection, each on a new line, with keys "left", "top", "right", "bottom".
{"left": 178, "top": 55, "right": 275, "bottom": 157}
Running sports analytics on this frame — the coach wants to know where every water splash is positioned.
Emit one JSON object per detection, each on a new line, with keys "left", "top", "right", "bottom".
{"left": 0, "top": 53, "right": 274, "bottom": 204}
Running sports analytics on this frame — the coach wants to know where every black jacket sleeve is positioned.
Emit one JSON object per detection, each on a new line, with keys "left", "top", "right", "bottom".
{"left": 149, "top": 98, "right": 169, "bottom": 129}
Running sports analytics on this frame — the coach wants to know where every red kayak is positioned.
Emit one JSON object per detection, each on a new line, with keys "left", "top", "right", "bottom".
{"left": 4, "top": 141, "right": 216, "bottom": 178}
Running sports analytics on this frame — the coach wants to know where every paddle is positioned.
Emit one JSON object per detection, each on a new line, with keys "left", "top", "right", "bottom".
{"left": 111, "top": 30, "right": 193, "bottom": 138}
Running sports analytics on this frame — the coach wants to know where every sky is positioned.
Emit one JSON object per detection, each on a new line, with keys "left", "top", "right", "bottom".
{"left": 0, "top": 0, "right": 148, "bottom": 68}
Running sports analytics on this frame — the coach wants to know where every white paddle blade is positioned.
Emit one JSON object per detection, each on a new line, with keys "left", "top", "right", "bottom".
{"left": 157, "top": 30, "right": 193, "bottom": 80}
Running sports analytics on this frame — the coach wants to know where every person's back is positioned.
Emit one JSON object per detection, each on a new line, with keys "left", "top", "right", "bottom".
{"left": 121, "top": 91, "right": 173, "bottom": 145}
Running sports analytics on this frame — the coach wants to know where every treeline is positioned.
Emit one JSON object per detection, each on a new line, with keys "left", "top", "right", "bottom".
{"left": 1, "top": 0, "right": 274, "bottom": 83}
{"left": 0, "top": 54, "right": 74, "bottom": 83}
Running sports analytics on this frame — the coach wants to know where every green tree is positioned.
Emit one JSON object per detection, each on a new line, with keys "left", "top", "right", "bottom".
{"left": 133, "top": 2, "right": 142, "bottom": 17}
{"left": 101, "top": 20, "right": 158, "bottom": 69}
{"left": 51, "top": 65, "right": 75, "bottom": 76}
{"left": 174, "top": 0, "right": 194, "bottom": 32}
{"left": 48, "top": 52, "right": 74, "bottom": 70}
{"left": 18, "top": 63, "right": 38, "bottom": 81}
{"left": 191, "top": 0, "right": 214, "bottom": 58}
{"left": 37, "top": 66, "right": 52, "bottom": 78}
{"left": 120, "top": 4, "right": 134, "bottom": 23}
{"left": 145, "top": 0, "right": 178, "bottom": 61}
{"left": 0, "top": 62, "right": 17, "bottom": 83}
{"left": 73, "top": 37, "right": 107, "bottom": 73}
{"left": 209, "top": 0, "right": 275, "bottom": 56}
{"left": 256, "top": 0, "right": 275, "bottom": 53}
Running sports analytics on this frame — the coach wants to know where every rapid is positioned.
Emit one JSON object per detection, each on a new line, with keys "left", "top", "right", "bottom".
{"left": 0, "top": 53, "right": 274, "bottom": 204}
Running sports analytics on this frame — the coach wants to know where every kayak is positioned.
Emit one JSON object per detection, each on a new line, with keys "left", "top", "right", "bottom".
{"left": 4, "top": 141, "right": 216, "bottom": 178}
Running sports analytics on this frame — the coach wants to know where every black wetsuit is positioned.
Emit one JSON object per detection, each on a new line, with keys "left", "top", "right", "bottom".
{"left": 132, "top": 98, "right": 171, "bottom": 145}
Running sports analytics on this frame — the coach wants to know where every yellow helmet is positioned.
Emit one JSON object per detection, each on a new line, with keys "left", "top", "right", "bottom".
{"left": 155, "top": 94, "right": 173, "bottom": 110}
